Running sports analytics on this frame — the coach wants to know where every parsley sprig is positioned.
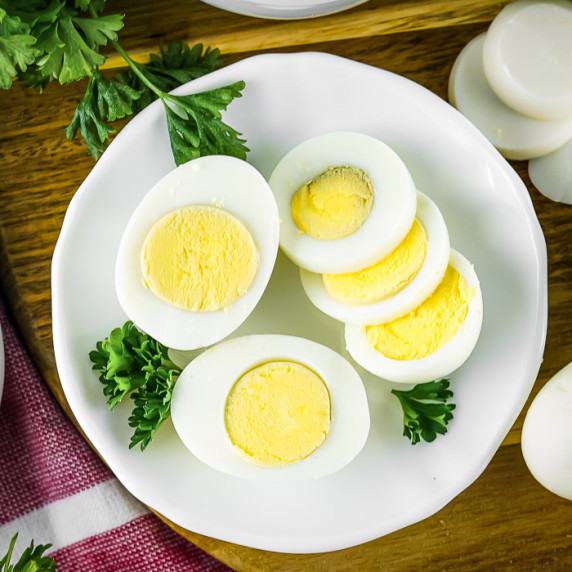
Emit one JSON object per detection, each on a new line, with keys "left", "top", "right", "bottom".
{"left": 391, "top": 379, "right": 456, "bottom": 444}
{"left": 0, "top": 0, "right": 248, "bottom": 163}
{"left": 89, "top": 320, "right": 182, "bottom": 450}
{"left": 0, "top": 533, "right": 57, "bottom": 572}
{"left": 0, "top": 0, "right": 124, "bottom": 88}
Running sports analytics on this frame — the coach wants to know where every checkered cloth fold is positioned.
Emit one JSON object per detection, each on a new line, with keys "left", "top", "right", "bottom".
{"left": 0, "top": 295, "right": 230, "bottom": 571}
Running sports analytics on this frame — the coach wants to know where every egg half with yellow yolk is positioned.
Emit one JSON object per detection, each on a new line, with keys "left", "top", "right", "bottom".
{"left": 115, "top": 156, "right": 279, "bottom": 351}
{"left": 170, "top": 334, "right": 370, "bottom": 481}
{"left": 299, "top": 191, "right": 450, "bottom": 325}
{"left": 345, "top": 249, "right": 483, "bottom": 384}
{"left": 268, "top": 131, "right": 417, "bottom": 274}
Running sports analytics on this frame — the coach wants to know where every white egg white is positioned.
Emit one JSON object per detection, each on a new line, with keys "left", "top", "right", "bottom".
{"left": 449, "top": 33, "right": 572, "bottom": 161}
{"left": 115, "top": 156, "right": 279, "bottom": 351}
{"left": 299, "top": 190, "right": 450, "bottom": 326}
{"left": 268, "top": 131, "right": 417, "bottom": 274}
{"left": 528, "top": 138, "right": 572, "bottom": 205}
{"left": 521, "top": 361, "right": 572, "bottom": 500}
{"left": 170, "top": 334, "right": 370, "bottom": 481}
{"left": 344, "top": 249, "right": 483, "bottom": 384}
{"left": 482, "top": 0, "right": 572, "bottom": 121}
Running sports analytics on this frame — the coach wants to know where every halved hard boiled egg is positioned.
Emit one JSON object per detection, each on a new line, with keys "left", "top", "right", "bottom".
{"left": 268, "top": 131, "right": 417, "bottom": 274}
{"left": 170, "top": 334, "right": 370, "bottom": 481}
{"left": 345, "top": 249, "right": 483, "bottom": 384}
{"left": 299, "top": 190, "right": 450, "bottom": 325}
{"left": 115, "top": 156, "right": 279, "bottom": 351}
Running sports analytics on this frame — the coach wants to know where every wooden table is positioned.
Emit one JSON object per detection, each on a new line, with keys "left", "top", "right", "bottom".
{"left": 1, "top": 0, "right": 571, "bottom": 569}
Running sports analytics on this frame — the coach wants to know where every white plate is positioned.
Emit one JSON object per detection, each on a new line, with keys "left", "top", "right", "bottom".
{"left": 52, "top": 52, "right": 547, "bottom": 554}
{"left": 201, "top": 0, "right": 369, "bottom": 19}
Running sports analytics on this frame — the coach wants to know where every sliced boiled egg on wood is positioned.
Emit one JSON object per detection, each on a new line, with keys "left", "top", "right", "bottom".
{"left": 115, "top": 156, "right": 279, "bottom": 351}
{"left": 299, "top": 190, "right": 450, "bottom": 325}
{"left": 521, "top": 361, "right": 572, "bottom": 500}
{"left": 483, "top": 0, "right": 572, "bottom": 121}
{"left": 170, "top": 334, "right": 370, "bottom": 481}
{"left": 345, "top": 249, "right": 483, "bottom": 384}
{"left": 268, "top": 131, "right": 417, "bottom": 274}
{"left": 528, "top": 137, "right": 572, "bottom": 204}
{"left": 449, "top": 33, "right": 572, "bottom": 160}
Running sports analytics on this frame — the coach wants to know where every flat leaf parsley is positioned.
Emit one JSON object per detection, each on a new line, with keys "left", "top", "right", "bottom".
{"left": 391, "top": 379, "right": 456, "bottom": 444}
{"left": 0, "top": 0, "right": 248, "bottom": 163}
{"left": 90, "top": 321, "right": 182, "bottom": 450}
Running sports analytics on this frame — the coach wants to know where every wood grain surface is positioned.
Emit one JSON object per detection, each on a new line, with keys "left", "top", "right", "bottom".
{"left": 1, "top": 0, "right": 571, "bottom": 569}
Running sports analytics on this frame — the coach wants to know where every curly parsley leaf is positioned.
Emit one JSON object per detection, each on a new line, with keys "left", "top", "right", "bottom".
{"left": 128, "top": 364, "right": 179, "bottom": 451}
{"left": 391, "top": 379, "right": 456, "bottom": 445}
{"left": 90, "top": 321, "right": 182, "bottom": 450}
{"left": 0, "top": 533, "right": 57, "bottom": 572}
{"left": 90, "top": 321, "right": 148, "bottom": 409}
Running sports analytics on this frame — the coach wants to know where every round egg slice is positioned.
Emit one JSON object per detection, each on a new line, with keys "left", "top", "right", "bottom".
{"left": 268, "top": 131, "right": 417, "bottom": 274}
{"left": 483, "top": 0, "right": 572, "bottom": 121}
{"left": 449, "top": 33, "right": 572, "bottom": 160}
{"left": 170, "top": 334, "right": 370, "bottom": 481}
{"left": 299, "top": 190, "right": 450, "bottom": 325}
{"left": 528, "top": 137, "right": 572, "bottom": 205}
{"left": 521, "top": 361, "right": 572, "bottom": 500}
{"left": 345, "top": 249, "right": 483, "bottom": 384}
{"left": 115, "top": 156, "right": 279, "bottom": 351}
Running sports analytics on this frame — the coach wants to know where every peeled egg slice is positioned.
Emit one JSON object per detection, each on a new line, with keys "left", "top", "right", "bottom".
{"left": 483, "top": 0, "right": 572, "bottom": 121}
{"left": 449, "top": 33, "right": 572, "bottom": 160}
{"left": 170, "top": 334, "right": 370, "bottom": 481}
{"left": 345, "top": 249, "right": 483, "bottom": 384}
{"left": 521, "top": 361, "right": 572, "bottom": 500}
{"left": 299, "top": 190, "right": 450, "bottom": 325}
{"left": 268, "top": 131, "right": 417, "bottom": 274}
{"left": 115, "top": 156, "right": 279, "bottom": 351}
{"left": 528, "top": 137, "right": 572, "bottom": 204}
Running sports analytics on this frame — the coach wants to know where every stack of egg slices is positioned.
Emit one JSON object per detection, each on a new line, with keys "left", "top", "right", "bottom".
{"left": 449, "top": 0, "right": 572, "bottom": 204}
{"left": 269, "top": 131, "right": 484, "bottom": 385}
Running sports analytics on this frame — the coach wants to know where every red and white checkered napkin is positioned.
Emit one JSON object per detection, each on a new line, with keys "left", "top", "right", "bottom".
{"left": 0, "top": 295, "right": 231, "bottom": 571}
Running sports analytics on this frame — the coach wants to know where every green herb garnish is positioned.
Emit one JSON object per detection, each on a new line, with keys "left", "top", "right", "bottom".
{"left": 89, "top": 320, "right": 182, "bottom": 450}
{"left": 0, "top": 1, "right": 248, "bottom": 163}
{"left": 0, "top": 533, "right": 57, "bottom": 572}
{"left": 391, "top": 379, "right": 456, "bottom": 444}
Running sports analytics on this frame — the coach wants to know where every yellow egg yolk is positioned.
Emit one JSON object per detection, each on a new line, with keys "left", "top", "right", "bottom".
{"left": 291, "top": 165, "right": 374, "bottom": 240}
{"left": 365, "top": 265, "right": 474, "bottom": 360}
{"left": 224, "top": 361, "right": 331, "bottom": 466}
{"left": 141, "top": 205, "right": 258, "bottom": 312}
{"left": 322, "top": 218, "right": 427, "bottom": 305}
